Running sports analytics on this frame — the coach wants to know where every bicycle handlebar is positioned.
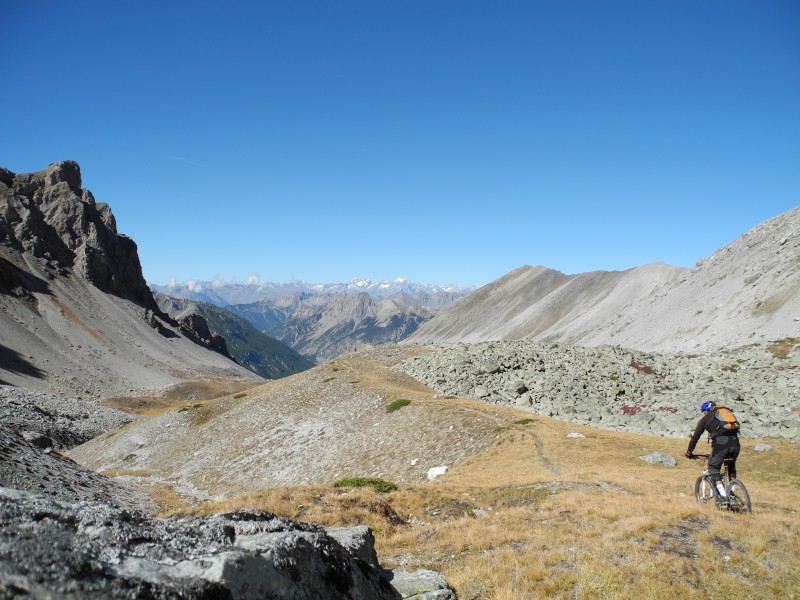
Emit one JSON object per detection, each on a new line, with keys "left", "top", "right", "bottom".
{"left": 689, "top": 453, "right": 710, "bottom": 459}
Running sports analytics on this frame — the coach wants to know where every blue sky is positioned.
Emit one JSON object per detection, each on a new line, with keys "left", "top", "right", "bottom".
{"left": 2, "top": 1, "right": 798, "bottom": 288}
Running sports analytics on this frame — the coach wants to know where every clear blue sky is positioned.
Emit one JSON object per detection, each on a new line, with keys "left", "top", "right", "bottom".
{"left": 2, "top": 1, "right": 798, "bottom": 288}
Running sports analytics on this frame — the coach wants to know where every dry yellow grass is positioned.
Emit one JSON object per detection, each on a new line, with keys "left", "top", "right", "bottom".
{"left": 102, "top": 378, "right": 258, "bottom": 416}
{"left": 162, "top": 408, "right": 800, "bottom": 599}
{"left": 147, "top": 346, "right": 800, "bottom": 599}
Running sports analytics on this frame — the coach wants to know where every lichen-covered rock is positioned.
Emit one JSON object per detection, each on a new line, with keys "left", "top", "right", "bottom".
{"left": 639, "top": 451, "right": 677, "bottom": 467}
{"left": 0, "top": 487, "right": 402, "bottom": 599}
{"left": 398, "top": 341, "right": 800, "bottom": 439}
{"left": 384, "top": 569, "right": 456, "bottom": 600}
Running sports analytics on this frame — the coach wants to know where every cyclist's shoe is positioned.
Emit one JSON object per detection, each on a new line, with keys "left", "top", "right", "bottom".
{"left": 716, "top": 498, "right": 729, "bottom": 509}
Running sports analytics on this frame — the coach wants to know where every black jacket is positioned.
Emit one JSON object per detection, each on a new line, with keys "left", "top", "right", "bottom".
{"left": 687, "top": 411, "right": 739, "bottom": 454}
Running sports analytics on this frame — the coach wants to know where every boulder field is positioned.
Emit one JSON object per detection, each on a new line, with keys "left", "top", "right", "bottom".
{"left": 398, "top": 340, "right": 800, "bottom": 439}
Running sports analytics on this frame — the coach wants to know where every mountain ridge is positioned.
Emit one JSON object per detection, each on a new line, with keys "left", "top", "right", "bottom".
{"left": 410, "top": 207, "right": 800, "bottom": 352}
{"left": 152, "top": 277, "right": 469, "bottom": 306}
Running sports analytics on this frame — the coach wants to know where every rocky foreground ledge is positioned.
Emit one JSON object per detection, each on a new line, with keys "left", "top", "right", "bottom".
{"left": 0, "top": 486, "right": 455, "bottom": 600}
{"left": 1, "top": 419, "right": 456, "bottom": 599}
{"left": 398, "top": 341, "right": 800, "bottom": 438}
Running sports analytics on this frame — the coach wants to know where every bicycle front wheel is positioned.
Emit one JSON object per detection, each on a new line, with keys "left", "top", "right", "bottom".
{"left": 727, "top": 480, "right": 752, "bottom": 513}
{"left": 695, "top": 476, "right": 716, "bottom": 505}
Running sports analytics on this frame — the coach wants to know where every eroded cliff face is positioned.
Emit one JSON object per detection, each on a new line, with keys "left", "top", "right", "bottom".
{"left": 0, "top": 161, "right": 155, "bottom": 310}
{"left": 0, "top": 161, "right": 257, "bottom": 398}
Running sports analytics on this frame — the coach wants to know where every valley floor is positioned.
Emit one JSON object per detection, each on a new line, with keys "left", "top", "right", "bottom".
{"left": 117, "top": 347, "right": 800, "bottom": 600}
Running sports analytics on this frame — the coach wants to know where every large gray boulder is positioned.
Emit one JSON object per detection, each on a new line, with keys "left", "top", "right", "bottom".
{"left": 0, "top": 487, "right": 402, "bottom": 599}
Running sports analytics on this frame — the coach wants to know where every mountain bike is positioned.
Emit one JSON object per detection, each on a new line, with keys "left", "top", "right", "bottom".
{"left": 691, "top": 453, "right": 751, "bottom": 513}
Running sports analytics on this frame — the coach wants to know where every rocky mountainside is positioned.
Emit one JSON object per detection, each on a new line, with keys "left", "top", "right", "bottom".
{"left": 0, "top": 162, "right": 454, "bottom": 599}
{"left": 155, "top": 293, "right": 315, "bottom": 379}
{"left": 0, "top": 161, "right": 259, "bottom": 398}
{"left": 229, "top": 291, "right": 437, "bottom": 361}
{"left": 410, "top": 263, "right": 681, "bottom": 344}
{"left": 410, "top": 207, "right": 800, "bottom": 353}
{"left": 579, "top": 206, "right": 800, "bottom": 352}
{"left": 152, "top": 277, "right": 467, "bottom": 307}
{"left": 0, "top": 423, "right": 155, "bottom": 511}
{"left": 0, "top": 385, "right": 138, "bottom": 451}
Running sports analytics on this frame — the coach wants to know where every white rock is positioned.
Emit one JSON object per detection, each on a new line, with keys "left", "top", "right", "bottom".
{"left": 427, "top": 466, "right": 448, "bottom": 480}
{"left": 639, "top": 451, "right": 676, "bottom": 467}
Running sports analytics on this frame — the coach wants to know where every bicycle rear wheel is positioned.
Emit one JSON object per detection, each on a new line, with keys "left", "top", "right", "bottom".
{"left": 727, "top": 480, "right": 752, "bottom": 513}
{"left": 695, "top": 476, "right": 716, "bottom": 505}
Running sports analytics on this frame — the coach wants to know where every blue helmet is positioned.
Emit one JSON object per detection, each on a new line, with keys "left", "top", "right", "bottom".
{"left": 701, "top": 401, "right": 716, "bottom": 412}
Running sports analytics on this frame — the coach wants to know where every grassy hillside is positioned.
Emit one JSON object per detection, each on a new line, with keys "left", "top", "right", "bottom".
{"left": 164, "top": 419, "right": 799, "bottom": 599}
{"left": 137, "top": 349, "right": 800, "bottom": 600}
{"left": 196, "top": 302, "right": 314, "bottom": 378}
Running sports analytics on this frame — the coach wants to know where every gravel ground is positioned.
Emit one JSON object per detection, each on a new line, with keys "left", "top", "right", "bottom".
{"left": 0, "top": 385, "right": 139, "bottom": 450}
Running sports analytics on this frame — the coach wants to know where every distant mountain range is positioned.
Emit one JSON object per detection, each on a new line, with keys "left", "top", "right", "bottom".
{"left": 154, "top": 294, "right": 315, "bottom": 378}
{"left": 226, "top": 292, "right": 436, "bottom": 361}
{"left": 4, "top": 160, "right": 797, "bottom": 396}
{"left": 151, "top": 206, "right": 800, "bottom": 361}
{"left": 152, "top": 280, "right": 469, "bottom": 362}
{"left": 151, "top": 278, "right": 469, "bottom": 307}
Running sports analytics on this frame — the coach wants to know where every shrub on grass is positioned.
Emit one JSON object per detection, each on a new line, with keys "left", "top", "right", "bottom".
{"left": 386, "top": 399, "right": 411, "bottom": 413}
{"left": 767, "top": 337, "right": 800, "bottom": 358}
{"left": 513, "top": 418, "right": 534, "bottom": 425}
{"left": 332, "top": 477, "right": 398, "bottom": 493}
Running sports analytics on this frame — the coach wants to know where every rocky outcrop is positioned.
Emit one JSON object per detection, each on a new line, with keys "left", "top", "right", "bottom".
{"left": 0, "top": 487, "right": 403, "bottom": 599}
{"left": 398, "top": 341, "right": 800, "bottom": 438}
{"left": 175, "top": 311, "right": 234, "bottom": 359}
{"left": 0, "top": 161, "right": 259, "bottom": 398}
{"left": 0, "top": 161, "right": 155, "bottom": 309}
{"left": 0, "top": 425, "right": 154, "bottom": 511}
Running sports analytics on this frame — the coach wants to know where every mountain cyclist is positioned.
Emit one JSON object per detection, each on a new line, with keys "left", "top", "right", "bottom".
{"left": 685, "top": 400, "right": 741, "bottom": 502}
